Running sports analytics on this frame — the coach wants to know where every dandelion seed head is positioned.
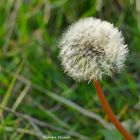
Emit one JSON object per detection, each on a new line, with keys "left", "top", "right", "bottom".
{"left": 59, "top": 17, "right": 128, "bottom": 82}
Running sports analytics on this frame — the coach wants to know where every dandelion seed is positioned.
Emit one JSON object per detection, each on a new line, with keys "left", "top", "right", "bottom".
{"left": 59, "top": 17, "right": 128, "bottom": 81}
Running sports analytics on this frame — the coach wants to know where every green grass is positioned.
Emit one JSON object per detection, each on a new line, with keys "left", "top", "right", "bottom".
{"left": 0, "top": 0, "right": 140, "bottom": 139}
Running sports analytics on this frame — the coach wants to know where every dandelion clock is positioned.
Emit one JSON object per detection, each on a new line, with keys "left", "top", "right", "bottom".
{"left": 59, "top": 17, "right": 133, "bottom": 140}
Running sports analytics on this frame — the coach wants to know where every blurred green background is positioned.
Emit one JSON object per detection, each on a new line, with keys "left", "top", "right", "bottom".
{"left": 0, "top": 0, "right": 140, "bottom": 139}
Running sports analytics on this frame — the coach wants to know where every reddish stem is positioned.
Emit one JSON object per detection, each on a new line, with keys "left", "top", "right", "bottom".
{"left": 93, "top": 80, "right": 133, "bottom": 140}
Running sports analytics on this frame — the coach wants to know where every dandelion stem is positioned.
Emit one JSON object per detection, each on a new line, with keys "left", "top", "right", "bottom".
{"left": 93, "top": 80, "right": 133, "bottom": 140}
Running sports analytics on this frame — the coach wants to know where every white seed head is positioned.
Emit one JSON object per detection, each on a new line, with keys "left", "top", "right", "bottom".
{"left": 59, "top": 17, "right": 128, "bottom": 82}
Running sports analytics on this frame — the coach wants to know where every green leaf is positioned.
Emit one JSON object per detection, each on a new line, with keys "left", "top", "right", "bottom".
{"left": 101, "top": 129, "right": 123, "bottom": 140}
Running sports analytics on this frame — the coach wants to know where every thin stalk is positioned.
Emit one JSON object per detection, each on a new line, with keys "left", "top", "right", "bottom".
{"left": 93, "top": 80, "right": 133, "bottom": 140}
